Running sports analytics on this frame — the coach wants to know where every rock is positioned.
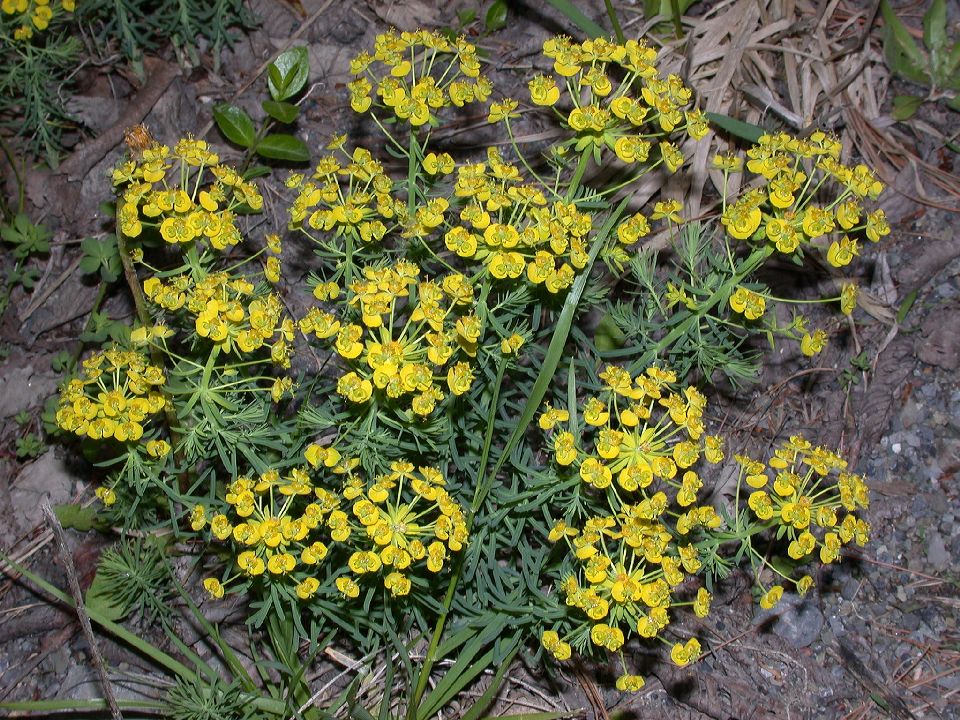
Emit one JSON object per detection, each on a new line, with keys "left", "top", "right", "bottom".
{"left": 8, "top": 450, "right": 77, "bottom": 536}
{"left": 0, "top": 363, "right": 59, "bottom": 419}
{"left": 756, "top": 595, "right": 825, "bottom": 649}
{"left": 926, "top": 531, "right": 950, "bottom": 570}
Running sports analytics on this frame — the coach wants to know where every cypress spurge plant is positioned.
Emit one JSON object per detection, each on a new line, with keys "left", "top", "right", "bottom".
{"left": 17, "top": 27, "right": 891, "bottom": 720}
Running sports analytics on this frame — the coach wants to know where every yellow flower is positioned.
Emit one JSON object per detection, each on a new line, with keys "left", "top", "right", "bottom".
{"left": 651, "top": 199, "right": 683, "bottom": 224}
{"left": 728, "top": 286, "right": 766, "bottom": 320}
{"left": 267, "top": 552, "right": 296, "bottom": 575}
{"left": 336, "top": 576, "right": 360, "bottom": 598}
{"left": 839, "top": 283, "right": 858, "bottom": 315}
{"left": 616, "top": 674, "right": 645, "bottom": 692}
{"left": 488, "top": 98, "right": 519, "bottom": 123}
{"left": 759, "top": 585, "right": 783, "bottom": 609}
{"left": 295, "top": 577, "right": 320, "bottom": 599}
{"left": 190, "top": 505, "right": 207, "bottom": 531}
{"left": 528, "top": 75, "right": 560, "bottom": 106}
{"left": 95, "top": 487, "right": 117, "bottom": 506}
{"left": 670, "top": 638, "right": 701, "bottom": 666}
{"left": 146, "top": 439, "right": 171, "bottom": 458}
{"left": 800, "top": 329, "right": 827, "bottom": 357}
{"left": 237, "top": 551, "right": 265, "bottom": 576}
{"left": 202, "top": 578, "right": 224, "bottom": 599}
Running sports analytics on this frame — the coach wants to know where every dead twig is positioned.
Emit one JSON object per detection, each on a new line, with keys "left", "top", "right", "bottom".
{"left": 42, "top": 503, "right": 123, "bottom": 720}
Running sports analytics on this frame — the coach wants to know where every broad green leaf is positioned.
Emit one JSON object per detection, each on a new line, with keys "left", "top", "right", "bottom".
{"left": 946, "top": 41, "right": 960, "bottom": 84}
{"left": 892, "top": 94, "right": 923, "bottom": 120}
{"left": 881, "top": 0, "right": 930, "bottom": 85}
{"left": 262, "top": 99, "right": 299, "bottom": 124}
{"left": 84, "top": 569, "right": 128, "bottom": 622}
{"left": 543, "top": 0, "right": 607, "bottom": 38}
{"left": 484, "top": 0, "right": 508, "bottom": 32}
{"left": 268, "top": 46, "right": 310, "bottom": 101}
{"left": 255, "top": 133, "right": 310, "bottom": 162}
{"left": 947, "top": 94, "right": 960, "bottom": 111}
{"left": 53, "top": 503, "right": 105, "bottom": 532}
{"left": 704, "top": 112, "right": 765, "bottom": 142}
{"left": 243, "top": 164, "right": 273, "bottom": 180}
{"left": 212, "top": 104, "right": 256, "bottom": 148}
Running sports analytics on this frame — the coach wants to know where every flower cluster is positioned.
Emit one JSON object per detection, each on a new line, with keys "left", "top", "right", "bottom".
{"left": 199, "top": 447, "right": 467, "bottom": 602}
{"left": 736, "top": 435, "right": 870, "bottom": 604}
{"left": 56, "top": 348, "right": 166, "bottom": 443}
{"left": 197, "top": 453, "right": 348, "bottom": 601}
{"left": 286, "top": 142, "right": 402, "bottom": 252}
{"left": 339, "top": 461, "right": 468, "bottom": 598}
{"left": 142, "top": 272, "right": 294, "bottom": 367}
{"left": 539, "top": 365, "right": 724, "bottom": 690}
{"left": 113, "top": 138, "right": 263, "bottom": 251}
{"left": 442, "top": 147, "right": 592, "bottom": 291}
{"left": 719, "top": 132, "right": 890, "bottom": 265}
{"left": 300, "top": 261, "right": 478, "bottom": 416}
{"left": 2, "top": 0, "right": 74, "bottom": 40}
{"left": 529, "top": 36, "right": 709, "bottom": 164}
{"left": 347, "top": 29, "right": 489, "bottom": 126}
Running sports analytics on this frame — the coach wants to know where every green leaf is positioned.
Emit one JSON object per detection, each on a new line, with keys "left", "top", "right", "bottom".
{"left": 922, "top": 0, "right": 946, "bottom": 78}
{"left": 484, "top": 0, "right": 508, "bottom": 32}
{"left": 255, "top": 133, "right": 310, "bottom": 162}
{"left": 212, "top": 104, "right": 256, "bottom": 148}
{"left": 53, "top": 503, "right": 105, "bottom": 532}
{"left": 267, "top": 46, "right": 310, "bottom": 101}
{"left": 79, "top": 235, "right": 121, "bottom": 282}
{"left": 594, "top": 311, "right": 626, "bottom": 351}
{"left": 542, "top": 0, "right": 607, "bottom": 38}
{"left": 262, "top": 99, "right": 299, "bottom": 124}
{"left": 892, "top": 93, "right": 923, "bottom": 120}
{"left": 704, "top": 112, "right": 765, "bottom": 142}
{"left": 947, "top": 94, "right": 960, "bottom": 112}
{"left": 881, "top": 0, "right": 931, "bottom": 85}
{"left": 84, "top": 569, "right": 129, "bottom": 622}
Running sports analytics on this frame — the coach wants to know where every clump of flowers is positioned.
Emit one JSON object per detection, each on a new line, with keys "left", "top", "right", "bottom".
{"left": 347, "top": 29, "right": 489, "bottom": 127}
{"left": 735, "top": 435, "right": 870, "bottom": 605}
{"left": 528, "top": 36, "right": 709, "bottom": 165}
{"left": 141, "top": 271, "right": 294, "bottom": 369}
{"left": 300, "top": 261, "right": 478, "bottom": 417}
{"left": 1, "top": 0, "right": 74, "bottom": 40}
{"left": 286, "top": 141, "right": 403, "bottom": 260}
{"left": 539, "top": 365, "right": 725, "bottom": 690}
{"left": 339, "top": 461, "right": 468, "bottom": 598}
{"left": 113, "top": 137, "right": 263, "bottom": 251}
{"left": 718, "top": 131, "right": 889, "bottom": 262}
{"left": 56, "top": 347, "right": 166, "bottom": 443}
{"left": 197, "top": 450, "right": 348, "bottom": 602}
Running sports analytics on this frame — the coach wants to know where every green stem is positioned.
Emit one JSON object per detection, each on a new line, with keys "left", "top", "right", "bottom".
{"left": 603, "top": 0, "right": 626, "bottom": 43}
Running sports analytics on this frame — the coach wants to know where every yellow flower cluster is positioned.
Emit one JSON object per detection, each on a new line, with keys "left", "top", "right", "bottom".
{"left": 142, "top": 272, "right": 294, "bottom": 366}
{"left": 339, "top": 461, "right": 468, "bottom": 598}
{"left": 113, "top": 138, "right": 263, "bottom": 251}
{"left": 199, "top": 448, "right": 467, "bottom": 602}
{"left": 443, "top": 147, "right": 591, "bottom": 292}
{"left": 539, "top": 366, "right": 723, "bottom": 689}
{"left": 532, "top": 36, "right": 708, "bottom": 163}
{"left": 299, "top": 261, "right": 478, "bottom": 416}
{"left": 198, "top": 449, "right": 352, "bottom": 601}
{"left": 347, "top": 29, "right": 489, "bottom": 126}
{"left": 719, "top": 132, "right": 890, "bottom": 267}
{"left": 737, "top": 435, "right": 870, "bottom": 603}
{"left": 286, "top": 143, "right": 402, "bottom": 248}
{"left": 2, "top": 0, "right": 74, "bottom": 40}
{"left": 56, "top": 348, "right": 166, "bottom": 442}
{"left": 728, "top": 286, "right": 766, "bottom": 320}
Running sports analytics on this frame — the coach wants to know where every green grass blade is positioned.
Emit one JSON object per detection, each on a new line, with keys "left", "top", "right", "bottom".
{"left": 458, "top": 644, "right": 521, "bottom": 720}
{"left": 543, "top": 0, "right": 607, "bottom": 38}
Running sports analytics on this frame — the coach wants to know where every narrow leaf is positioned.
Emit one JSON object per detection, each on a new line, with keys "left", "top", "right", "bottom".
{"left": 704, "top": 112, "right": 765, "bottom": 143}
{"left": 881, "top": 0, "right": 930, "bottom": 84}
{"left": 212, "top": 104, "right": 256, "bottom": 148}
{"left": 542, "top": 0, "right": 607, "bottom": 38}
{"left": 255, "top": 134, "right": 311, "bottom": 162}
{"left": 922, "top": 0, "right": 947, "bottom": 69}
